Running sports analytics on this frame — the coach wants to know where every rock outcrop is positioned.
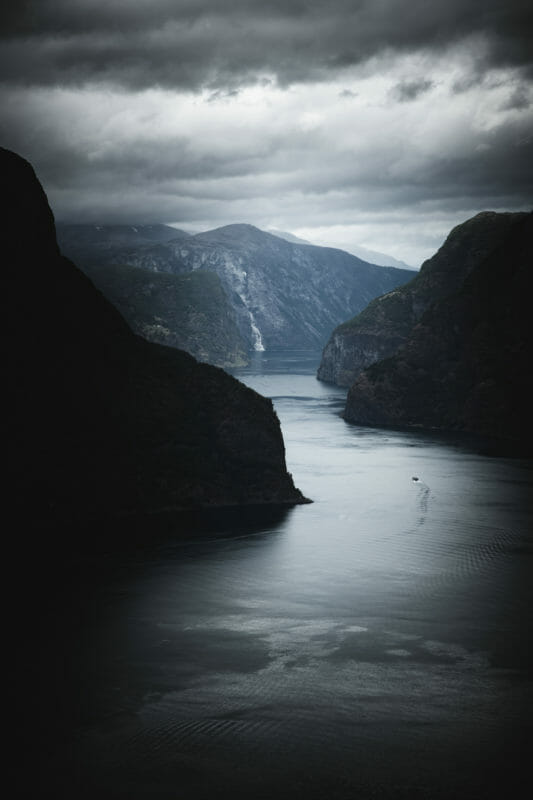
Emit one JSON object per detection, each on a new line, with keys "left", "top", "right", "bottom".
{"left": 318, "top": 212, "right": 528, "bottom": 386}
{"left": 343, "top": 211, "right": 532, "bottom": 445}
{"left": 3, "top": 147, "right": 307, "bottom": 525}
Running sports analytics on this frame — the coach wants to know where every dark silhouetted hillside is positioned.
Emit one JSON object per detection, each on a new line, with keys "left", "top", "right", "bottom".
{"left": 342, "top": 212, "right": 533, "bottom": 446}
{"left": 3, "top": 147, "right": 307, "bottom": 527}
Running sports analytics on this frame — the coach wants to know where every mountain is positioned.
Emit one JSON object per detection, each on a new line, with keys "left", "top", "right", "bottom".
{"left": 57, "top": 223, "right": 247, "bottom": 366}
{"left": 58, "top": 222, "right": 414, "bottom": 353}
{"left": 340, "top": 211, "right": 533, "bottom": 445}
{"left": 3, "top": 147, "right": 307, "bottom": 525}
{"left": 173, "top": 224, "right": 414, "bottom": 349}
{"left": 80, "top": 261, "right": 249, "bottom": 367}
{"left": 318, "top": 212, "right": 527, "bottom": 387}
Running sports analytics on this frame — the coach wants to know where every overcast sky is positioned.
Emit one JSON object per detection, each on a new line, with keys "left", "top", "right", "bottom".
{"left": 1, "top": 1, "right": 532, "bottom": 266}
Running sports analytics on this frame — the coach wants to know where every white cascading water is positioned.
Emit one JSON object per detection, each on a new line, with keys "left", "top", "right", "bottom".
{"left": 249, "top": 311, "right": 265, "bottom": 351}
{"left": 229, "top": 260, "right": 265, "bottom": 352}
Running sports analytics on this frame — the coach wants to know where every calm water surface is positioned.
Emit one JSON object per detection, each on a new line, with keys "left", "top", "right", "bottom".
{"left": 36, "top": 351, "right": 533, "bottom": 798}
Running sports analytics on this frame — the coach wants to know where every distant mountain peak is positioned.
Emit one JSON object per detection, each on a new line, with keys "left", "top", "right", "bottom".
{"left": 266, "top": 229, "right": 312, "bottom": 245}
{"left": 195, "top": 222, "right": 263, "bottom": 237}
{"left": 192, "top": 223, "right": 294, "bottom": 251}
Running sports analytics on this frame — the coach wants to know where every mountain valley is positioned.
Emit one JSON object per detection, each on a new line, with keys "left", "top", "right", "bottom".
{"left": 57, "top": 222, "right": 414, "bottom": 363}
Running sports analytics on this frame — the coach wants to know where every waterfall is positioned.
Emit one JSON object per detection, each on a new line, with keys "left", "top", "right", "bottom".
{"left": 249, "top": 311, "right": 265, "bottom": 351}
{"left": 236, "top": 286, "right": 265, "bottom": 351}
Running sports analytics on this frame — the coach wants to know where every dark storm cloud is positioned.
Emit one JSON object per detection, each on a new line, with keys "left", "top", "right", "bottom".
{"left": 2, "top": 2, "right": 531, "bottom": 265}
{"left": 5, "top": 79, "right": 529, "bottom": 230}
{"left": 1, "top": 1, "right": 532, "bottom": 90}
{"left": 391, "top": 79, "right": 434, "bottom": 102}
{"left": 501, "top": 84, "right": 532, "bottom": 110}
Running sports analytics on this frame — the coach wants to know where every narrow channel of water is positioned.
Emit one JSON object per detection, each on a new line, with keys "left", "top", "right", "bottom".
{"left": 27, "top": 351, "right": 533, "bottom": 798}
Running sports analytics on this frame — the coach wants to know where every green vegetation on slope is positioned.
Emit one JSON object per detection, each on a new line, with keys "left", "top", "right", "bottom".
{"left": 84, "top": 262, "right": 249, "bottom": 367}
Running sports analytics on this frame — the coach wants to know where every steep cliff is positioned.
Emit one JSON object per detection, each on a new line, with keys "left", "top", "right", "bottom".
{"left": 318, "top": 212, "right": 528, "bottom": 386}
{"left": 343, "top": 212, "right": 533, "bottom": 445}
{"left": 81, "top": 261, "right": 249, "bottom": 367}
{"left": 317, "top": 288, "right": 415, "bottom": 385}
{"left": 3, "top": 147, "right": 307, "bottom": 524}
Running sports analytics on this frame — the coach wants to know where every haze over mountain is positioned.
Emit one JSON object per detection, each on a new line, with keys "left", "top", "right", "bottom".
{"left": 58, "top": 222, "right": 413, "bottom": 356}
{"left": 267, "top": 230, "right": 313, "bottom": 246}
{"left": 269, "top": 229, "right": 414, "bottom": 269}
{"left": 339, "top": 243, "right": 414, "bottom": 271}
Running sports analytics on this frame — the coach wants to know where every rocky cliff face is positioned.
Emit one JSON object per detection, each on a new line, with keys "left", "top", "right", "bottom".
{"left": 58, "top": 222, "right": 413, "bottom": 354}
{"left": 318, "top": 212, "right": 527, "bottom": 386}
{"left": 4, "top": 147, "right": 307, "bottom": 524}
{"left": 81, "top": 261, "right": 249, "bottom": 367}
{"left": 343, "top": 211, "right": 532, "bottom": 445}
{"left": 317, "top": 288, "right": 415, "bottom": 385}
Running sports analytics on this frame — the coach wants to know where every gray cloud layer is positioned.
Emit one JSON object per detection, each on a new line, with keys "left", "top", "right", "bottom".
{"left": 2, "top": 1, "right": 533, "bottom": 90}
{"left": 1, "top": 2, "right": 532, "bottom": 264}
